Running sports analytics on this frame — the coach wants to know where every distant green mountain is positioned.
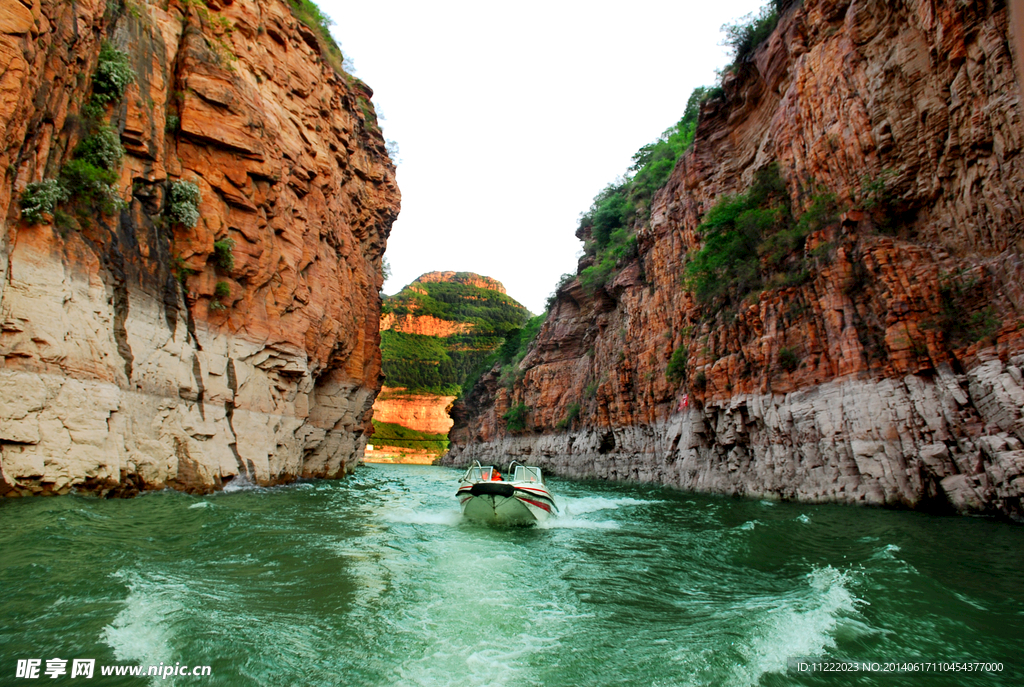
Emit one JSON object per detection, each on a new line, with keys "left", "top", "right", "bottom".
{"left": 380, "top": 272, "right": 532, "bottom": 396}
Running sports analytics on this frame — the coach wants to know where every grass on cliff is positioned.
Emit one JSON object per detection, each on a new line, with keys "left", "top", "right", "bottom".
{"left": 571, "top": 1, "right": 785, "bottom": 296}
{"left": 286, "top": 0, "right": 346, "bottom": 74}
{"left": 381, "top": 327, "right": 530, "bottom": 398}
{"left": 722, "top": 1, "right": 783, "bottom": 68}
{"left": 19, "top": 43, "right": 133, "bottom": 227}
{"left": 577, "top": 86, "right": 716, "bottom": 293}
{"left": 492, "top": 313, "right": 546, "bottom": 389}
{"left": 684, "top": 163, "right": 839, "bottom": 310}
{"left": 503, "top": 403, "right": 530, "bottom": 433}
{"left": 380, "top": 331, "right": 461, "bottom": 396}
{"left": 371, "top": 420, "right": 449, "bottom": 451}
{"left": 387, "top": 280, "right": 530, "bottom": 334}
{"left": 381, "top": 277, "right": 534, "bottom": 396}
{"left": 922, "top": 272, "right": 1002, "bottom": 347}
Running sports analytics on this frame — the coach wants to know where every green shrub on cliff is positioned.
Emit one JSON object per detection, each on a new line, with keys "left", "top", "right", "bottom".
{"left": 576, "top": 86, "right": 712, "bottom": 293}
{"left": 381, "top": 275, "right": 535, "bottom": 400}
{"left": 91, "top": 42, "right": 135, "bottom": 105}
{"left": 59, "top": 159, "right": 124, "bottom": 216}
{"left": 19, "top": 44, "right": 135, "bottom": 226}
{"left": 666, "top": 344, "right": 689, "bottom": 384}
{"left": 287, "top": 0, "right": 345, "bottom": 73}
{"left": 555, "top": 403, "right": 581, "bottom": 431}
{"left": 387, "top": 280, "right": 528, "bottom": 334}
{"left": 74, "top": 126, "right": 124, "bottom": 170}
{"left": 503, "top": 403, "right": 530, "bottom": 433}
{"left": 168, "top": 180, "right": 202, "bottom": 228}
{"left": 371, "top": 420, "right": 450, "bottom": 451}
{"left": 19, "top": 179, "right": 69, "bottom": 224}
{"left": 213, "top": 238, "right": 235, "bottom": 272}
{"left": 380, "top": 330, "right": 482, "bottom": 396}
{"left": 926, "top": 272, "right": 1002, "bottom": 346}
{"left": 491, "top": 313, "right": 546, "bottom": 389}
{"left": 722, "top": 3, "right": 780, "bottom": 67}
{"left": 684, "top": 164, "right": 839, "bottom": 309}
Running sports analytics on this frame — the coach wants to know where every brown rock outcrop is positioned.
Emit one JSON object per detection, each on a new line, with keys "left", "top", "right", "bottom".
{"left": 0, "top": 0, "right": 399, "bottom": 495}
{"left": 379, "top": 312, "right": 471, "bottom": 337}
{"left": 445, "top": 0, "right": 1024, "bottom": 519}
{"left": 372, "top": 387, "right": 456, "bottom": 436}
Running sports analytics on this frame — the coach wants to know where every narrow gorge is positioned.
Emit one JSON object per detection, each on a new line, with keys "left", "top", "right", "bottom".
{"left": 368, "top": 271, "right": 530, "bottom": 463}
{"left": 0, "top": 0, "right": 399, "bottom": 495}
{"left": 444, "top": 0, "right": 1024, "bottom": 520}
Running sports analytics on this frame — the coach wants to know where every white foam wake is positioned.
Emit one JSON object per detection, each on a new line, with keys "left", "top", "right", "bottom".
{"left": 382, "top": 508, "right": 462, "bottom": 526}
{"left": 101, "top": 570, "right": 182, "bottom": 682}
{"left": 559, "top": 495, "right": 654, "bottom": 516}
{"left": 732, "top": 566, "right": 863, "bottom": 686}
{"left": 538, "top": 516, "right": 620, "bottom": 530}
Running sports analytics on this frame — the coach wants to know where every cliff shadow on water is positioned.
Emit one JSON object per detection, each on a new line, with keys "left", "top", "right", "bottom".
{"left": 444, "top": 0, "right": 1024, "bottom": 521}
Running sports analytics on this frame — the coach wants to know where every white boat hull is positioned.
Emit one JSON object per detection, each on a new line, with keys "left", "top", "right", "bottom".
{"left": 457, "top": 482, "right": 557, "bottom": 525}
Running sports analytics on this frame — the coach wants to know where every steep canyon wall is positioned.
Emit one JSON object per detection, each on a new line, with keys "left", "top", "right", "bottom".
{"left": 0, "top": 0, "right": 399, "bottom": 495}
{"left": 446, "top": 0, "right": 1024, "bottom": 518}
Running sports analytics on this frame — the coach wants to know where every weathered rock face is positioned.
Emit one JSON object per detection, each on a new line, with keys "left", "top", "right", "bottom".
{"left": 0, "top": 0, "right": 399, "bottom": 495}
{"left": 379, "top": 312, "right": 471, "bottom": 338}
{"left": 372, "top": 387, "right": 456, "bottom": 436}
{"left": 446, "top": 0, "right": 1024, "bottom": 519}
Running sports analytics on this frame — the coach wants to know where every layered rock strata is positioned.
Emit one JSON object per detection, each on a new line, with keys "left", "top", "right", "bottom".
{"left": 0, "top": 0, "right": 399, "bottom": 495}
{"left": 372, "top": 387, "right": 456, "bottom": 436}
{"left": 446, "top": 0, "right": 1024, "bottom": 519}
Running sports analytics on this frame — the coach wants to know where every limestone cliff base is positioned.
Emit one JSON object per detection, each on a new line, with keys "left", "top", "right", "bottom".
{"left": 0, "top": 366, "right": 370, "bottom": 496}
{"left": 445, "top": 356, "right": 1024, "bottom": 519}
{"left": 0, "top": 0, "right": 398, "bottom": 496}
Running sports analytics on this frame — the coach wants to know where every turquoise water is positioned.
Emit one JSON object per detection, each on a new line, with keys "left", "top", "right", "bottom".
{"left": 1, "top": 463, "right": 1022, "bottom": 686}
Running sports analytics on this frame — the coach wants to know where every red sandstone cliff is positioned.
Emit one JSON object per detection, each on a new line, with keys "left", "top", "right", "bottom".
{"left": 0, "top": 0, "right": 399, "bottom": 495}
{"left": 447, "top": 0, "right": 1024, "bottom": 519}
{"left": 372, "top": 387, "right": 456, "bottom": 436}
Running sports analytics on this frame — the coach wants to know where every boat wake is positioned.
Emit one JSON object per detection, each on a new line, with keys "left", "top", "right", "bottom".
{"left": 538, "top": 516, "right": 620, "bottom": 530}
{"left": 559, "top": 495, "right": 654, "bottom": 515}
{"left": 101, "top": 569, "right": 182, "bottom": 680}
{"left": 383, "top": 509, "right": 462, "bottom": 526}
{"left": 728, "top": 566, "right": 864, "bottom": 686}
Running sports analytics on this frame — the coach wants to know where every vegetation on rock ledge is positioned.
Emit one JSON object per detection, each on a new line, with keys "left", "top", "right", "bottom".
{"left": 685, "top": 163, "right": 839, "bottom": 309}
{"left": 371, "top": 420, "right": 449, "bottom": 452}
{"left": 578, "top": 86, "right": 715, "bottom": 293}
{"left": 381, "top": 276, "right": 532, "bottom": 397}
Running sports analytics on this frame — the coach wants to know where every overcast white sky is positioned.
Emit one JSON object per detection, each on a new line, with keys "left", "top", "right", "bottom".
{"left": 321, "top": 0, "right": 767, "bottom": 313}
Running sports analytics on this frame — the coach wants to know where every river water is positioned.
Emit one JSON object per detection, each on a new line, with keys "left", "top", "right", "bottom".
{"left": 1, "top": 463, "right": 1022, "bottom": 686}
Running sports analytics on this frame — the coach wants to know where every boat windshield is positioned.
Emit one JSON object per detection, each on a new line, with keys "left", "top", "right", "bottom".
{"left": 463, "top": 465, "right": 499, "bottom": 482}
{"left": 512, "top": 465, "right": 543, "bottom": 483}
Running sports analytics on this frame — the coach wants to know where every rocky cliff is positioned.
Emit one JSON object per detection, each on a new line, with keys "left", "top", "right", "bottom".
{"left": 0, "top": 0, "right": 399, "bottom": 495}
{"left": 445, "top": 0, "right": 1024, "bottom": 519}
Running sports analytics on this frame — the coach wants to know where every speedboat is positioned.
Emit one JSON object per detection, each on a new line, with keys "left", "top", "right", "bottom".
{"left": 457, "top": 461, "right": 558, "bottom": 525}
